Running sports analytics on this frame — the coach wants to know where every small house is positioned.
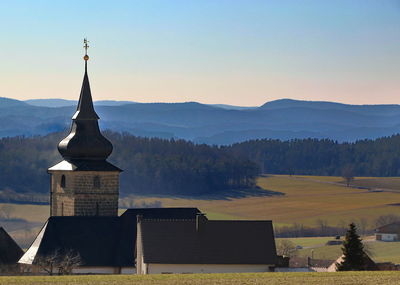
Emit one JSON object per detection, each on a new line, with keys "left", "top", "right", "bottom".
{"left": 0, "top": 227, "right": 24, "bottom": 274}
{"left": 375, "top": 222, "right": 400, "bottom": 242}
{"left": 275, "top": 257, "right": 334, "bottom": 272}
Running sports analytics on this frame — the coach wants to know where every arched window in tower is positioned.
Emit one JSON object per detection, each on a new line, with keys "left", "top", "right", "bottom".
{"left": 93, "top": 176, "right": 101, "bottom": 189}
{"left": 61, "top": 175, "right": 66, "bottom": 188}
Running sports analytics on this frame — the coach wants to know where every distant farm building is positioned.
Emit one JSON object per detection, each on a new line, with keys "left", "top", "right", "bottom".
{"left": 275, "top": 257, "right": 334, "bottom": 272}
{"left": 375, "top": 222, "right": 400, "bottom": 242}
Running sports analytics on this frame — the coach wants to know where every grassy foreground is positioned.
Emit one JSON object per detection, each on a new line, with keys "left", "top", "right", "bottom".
{"left": 0, "top": 272, "right": 399, "bottom": 285}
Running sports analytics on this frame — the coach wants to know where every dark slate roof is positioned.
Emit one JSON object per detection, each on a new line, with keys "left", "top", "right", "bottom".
{"left": 0, "top": 227, "right": 23, "bottom": 264}
{"left": 28, "top": 216, "right": 122, "bottom": 267}
{"left": 375, "top": 222, "right": 400, "bottom": 234}
{"left": 48, "top": 159, "right": 121, "bottom": 172}
{"left": 56, "top": 60, "right": 114, "bottom": 162}
{"left": 19, "top": 208, "right": 201, "bottom": 267}
{"left": 73, "top": 70, "right": 99, "bottom": 120}
{"left": 138, "top": 217, "right": 277, "bottom": 265}
{"left": 116, "top": 208, "right": 201, "bottom": 267}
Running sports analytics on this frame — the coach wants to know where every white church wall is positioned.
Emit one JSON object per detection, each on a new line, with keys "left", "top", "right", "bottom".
{"left": 146, "top": 263, "right": 273, "bottom": 274}
{"left": 72, "top": 266, "right": 117, "bottom": 274}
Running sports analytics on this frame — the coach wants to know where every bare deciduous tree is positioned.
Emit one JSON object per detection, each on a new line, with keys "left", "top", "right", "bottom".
{"left": 357, "top": 218, "right": 369, "bottom": 235}
{"left": 36, "top": 250, "right": 82, "bottom": 275}
{"left": 316, "top": 219, "right": 329, "bottom": 235}
{"left": 342, "top": 165, "right": 355, "bottom": 187}
{"left": 276, "top": 240, "right": 297, "bottom": 257}
{"left": 375, "top": 214, "right": 400, "bottom": 228}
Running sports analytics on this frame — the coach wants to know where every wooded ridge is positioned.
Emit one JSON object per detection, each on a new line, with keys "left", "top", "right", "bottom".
{"left": 0, "top": 132, "right": 400, "bottom": 198}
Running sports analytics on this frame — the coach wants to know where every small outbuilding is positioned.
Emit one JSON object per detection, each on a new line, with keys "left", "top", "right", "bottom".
{"left": 375, "top": 222, "right": 400, "bottom": 242}
{"left": 0, "top": 227, "right": 23, "bottom": 265}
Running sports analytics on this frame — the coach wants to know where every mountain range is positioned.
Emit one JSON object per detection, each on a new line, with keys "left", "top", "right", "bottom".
{"left": 1, "top": 97, "right": 400, "bottom": 144}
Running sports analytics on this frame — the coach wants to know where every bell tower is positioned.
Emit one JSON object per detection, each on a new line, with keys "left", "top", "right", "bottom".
{"left": 48, "top": 39, "right": 122, "bottom": 217}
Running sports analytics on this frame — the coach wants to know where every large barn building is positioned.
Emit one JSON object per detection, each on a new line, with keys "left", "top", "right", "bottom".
{"left": 19, "top": 41, "right": 278, "bottom": 274}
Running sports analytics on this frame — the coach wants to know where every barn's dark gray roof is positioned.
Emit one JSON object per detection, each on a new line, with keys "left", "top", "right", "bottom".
{"left": 138, "top": 216, "right": 277, "bottom": 265}
{"left": 0, "top": 227, "right": 23, "bottom": 264}
{"left": 116, "top": 208, "right": 201, "bottom": 266}
{"left": 19, "top": 208, "right": 201, "bottom": 267}
{"left": 375, "top": 222, "right": 400, "bottom": 234}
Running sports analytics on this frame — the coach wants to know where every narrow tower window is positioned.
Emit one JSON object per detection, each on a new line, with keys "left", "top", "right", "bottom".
{"left": 93, "top": 176, "right": 101, "bottom": 189}
{"left": 61, "top": 175, "right": 66, "bottom": 188}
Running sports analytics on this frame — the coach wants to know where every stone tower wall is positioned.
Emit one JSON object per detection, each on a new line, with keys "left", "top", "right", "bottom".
{"left": 49, "top": 171, "right": 119, "bottom": 216}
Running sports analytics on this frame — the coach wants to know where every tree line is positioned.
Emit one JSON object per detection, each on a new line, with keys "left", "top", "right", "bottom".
{"left": 1, "top": 132, "right": 400, "bottom": 197}
{"left": 0, "top": 132, "right": 259, "bottom": 196}
{"left": 227, "top": 135, "right": 400, "bottom": 176}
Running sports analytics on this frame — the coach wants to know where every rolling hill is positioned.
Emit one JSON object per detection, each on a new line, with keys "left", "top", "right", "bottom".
{"left": 1, "top": 97, "right": 400, "bottom": 144}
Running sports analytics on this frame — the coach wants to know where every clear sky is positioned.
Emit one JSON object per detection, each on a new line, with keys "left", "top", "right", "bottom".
{"left": 0, "top": 0, "right": 399, "bottom": 106}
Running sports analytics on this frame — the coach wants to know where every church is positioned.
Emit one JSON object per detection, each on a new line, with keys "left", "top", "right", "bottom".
{"left": 18, "top": 40, "right": 277, "bottom": 275}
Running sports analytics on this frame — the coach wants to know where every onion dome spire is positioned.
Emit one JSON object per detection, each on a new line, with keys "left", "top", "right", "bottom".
{"left": 58, "top": 39, "right": 113, "bottom": 161}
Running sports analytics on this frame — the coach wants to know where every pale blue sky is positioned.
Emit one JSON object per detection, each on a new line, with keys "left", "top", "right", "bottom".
{"left": 0, "top": 0, "right": 399, "bottom": 106}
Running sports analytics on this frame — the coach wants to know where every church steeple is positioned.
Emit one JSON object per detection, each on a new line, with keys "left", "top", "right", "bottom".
{"left": 48, "top": 39, "right": 121, "bottom": 217}
{"left": 58, "top": 39, "right": 112, "bottom": 161}
{"left": 72, "top": 38, "right": 99, "bottom": 121}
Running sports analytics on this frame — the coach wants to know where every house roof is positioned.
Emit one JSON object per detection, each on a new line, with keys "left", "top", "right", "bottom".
{"left": 375, "top": 222, "right": 400, "bottom": 234}
{"left": 138, "top": 216, "right": 277, "bottom": 265}
{"left": 0, "top": 227, "right": 24, "bottom": 264}
{"left": 116, "top": 208, "right": 201, "bottom": 267}
{"left": 19, "top": 208, "right": 201, "bottom": 267}
{"left": 56, "top": 52, "right": 114, "bottom": 163}
{"left": 20, "top": 216, "right": 122, "bottom": 267}
{"left": 48, "top": 159, "right": 121, "bottom": 172}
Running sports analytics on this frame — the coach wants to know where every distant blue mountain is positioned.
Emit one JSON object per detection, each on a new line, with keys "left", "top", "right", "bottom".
{"left": 25, "top": 99, "right": 136, "bottom": 107}
{"left": 2, "top": 97, "right": 400, "bottom": 144}
{"left": 25, "top": 99, "right": 76, "bottom": 107}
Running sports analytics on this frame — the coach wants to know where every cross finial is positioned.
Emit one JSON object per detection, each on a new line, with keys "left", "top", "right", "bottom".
{"left": 84, "top": 38, "right": 89, "bottom": 55}
{"left": 83, "top": 38, "right": 90, "bottom": 62}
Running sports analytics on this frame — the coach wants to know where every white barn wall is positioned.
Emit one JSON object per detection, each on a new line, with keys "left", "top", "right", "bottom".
{"left": 147, "top": 264, "right": 273, "bottom": 274}
{"left": 376, "top": 233, "right": 398, "bottom": 241}
{"left": 121, "top": 267, "right": 136, "bottom": 274}
{"left": 72, "top": 267, "right": 135, "bottom": 274}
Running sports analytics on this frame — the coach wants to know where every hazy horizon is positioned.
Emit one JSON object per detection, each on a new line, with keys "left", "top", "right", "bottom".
{"left": 0, "top": 1, "right": 399, "bottom": 106}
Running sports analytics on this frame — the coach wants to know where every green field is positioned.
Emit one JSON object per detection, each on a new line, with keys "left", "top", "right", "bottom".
{"left": 278, "top": 236, "right": 400, "bottom": 263}
{"left": 0, "top": 272, "right": 399, "bottom": 285}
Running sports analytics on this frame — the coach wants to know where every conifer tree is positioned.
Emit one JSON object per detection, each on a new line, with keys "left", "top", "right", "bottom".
{"left": 336, "top": 223, "right": 366, "bottom": 271}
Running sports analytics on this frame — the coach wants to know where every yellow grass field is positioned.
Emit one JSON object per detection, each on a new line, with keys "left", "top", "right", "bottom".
{"left": 2, "top": 175, "right": 400, "bottom": 247}
{"left": 133, "top": 175, "right": 400, "bottom": 228}
{"left": 0, "top": 272, "right": 399, "bottom": 285}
